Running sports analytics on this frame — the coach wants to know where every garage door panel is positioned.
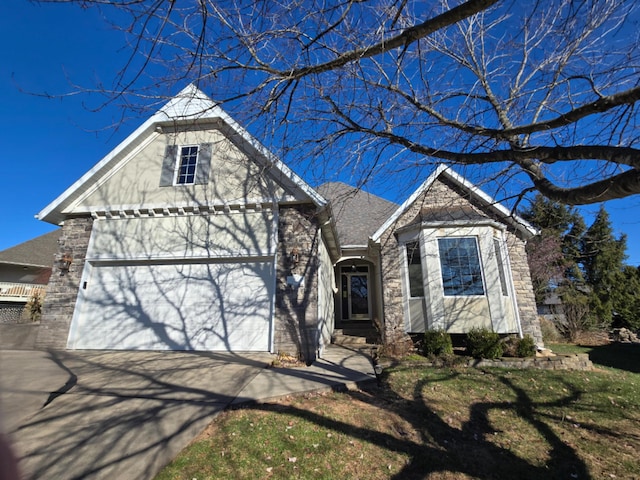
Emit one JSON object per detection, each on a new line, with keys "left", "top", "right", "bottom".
{"left": 68, "top": 262, "right": 273, "bottom": 351}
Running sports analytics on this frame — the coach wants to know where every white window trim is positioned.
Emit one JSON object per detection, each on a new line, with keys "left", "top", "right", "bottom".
{"left": 173, "top": 144, "right": 200, "bottom": 186}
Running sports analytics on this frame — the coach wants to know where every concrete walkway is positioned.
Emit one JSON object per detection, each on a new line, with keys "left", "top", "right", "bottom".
{"left": 0, "top": 345, "right": 375, "bottom": 480}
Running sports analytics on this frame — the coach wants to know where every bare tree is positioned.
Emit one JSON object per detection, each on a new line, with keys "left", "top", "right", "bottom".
{"left": 39, "top": 0, "right": 640, "bottom": 204}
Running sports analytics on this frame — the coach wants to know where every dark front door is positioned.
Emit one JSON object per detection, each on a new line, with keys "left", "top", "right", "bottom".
{"left": 341, "top": 266, "right": 371, "bottom": 321}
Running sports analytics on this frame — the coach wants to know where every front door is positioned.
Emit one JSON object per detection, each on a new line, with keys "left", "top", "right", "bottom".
{"left": 341, "top": 266, "right": 371, "bottom": 321}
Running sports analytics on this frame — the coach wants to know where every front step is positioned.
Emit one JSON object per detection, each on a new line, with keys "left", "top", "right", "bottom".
{"left": 331, "top": 328, "right": 378, "bottom": 346}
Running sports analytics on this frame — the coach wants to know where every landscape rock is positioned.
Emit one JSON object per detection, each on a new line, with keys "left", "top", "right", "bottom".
{"left": 610, "top": 328, "right": 640, "bottom": 344}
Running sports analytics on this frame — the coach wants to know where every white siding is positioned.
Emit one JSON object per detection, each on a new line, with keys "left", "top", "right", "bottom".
{"left": 89, "top": 212, "right": 274, "bottom": 261}
{"left": 317, "top": 237, "right": 335, "bottom": 355}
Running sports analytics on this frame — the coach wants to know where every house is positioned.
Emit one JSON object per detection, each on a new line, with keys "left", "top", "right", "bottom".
{"left": 0, "top": 230, "right": 60, "bottom": 323}
{"left": 35, "top": 84, "right": 543, "bottom": 360}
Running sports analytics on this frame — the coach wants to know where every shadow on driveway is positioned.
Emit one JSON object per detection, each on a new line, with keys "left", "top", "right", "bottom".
{"left": 1, "top": 350, "right": 271, "bottom": 480}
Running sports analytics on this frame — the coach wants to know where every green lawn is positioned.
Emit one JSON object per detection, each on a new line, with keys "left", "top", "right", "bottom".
{"left": 156, "top": 343, "right": 640, "bottom": 480}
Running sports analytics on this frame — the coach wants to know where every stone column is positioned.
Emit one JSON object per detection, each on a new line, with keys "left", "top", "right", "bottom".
{"left": 506, "top": 232, "right": 544, "bottom": 348}
{"left": 36, "top": 216, "right": 93, "bottom": 350}
{"left": 274, "top": 206, "right": 320, "bottom": 363}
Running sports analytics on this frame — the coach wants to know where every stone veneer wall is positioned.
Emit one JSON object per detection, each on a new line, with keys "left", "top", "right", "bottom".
{"left": 384, "top": 354, "right": 593, "bottom": 371}
{"left": 35, "top": 216, "right": 94, "bottom": 350}
{"left": 378, "top": 177, "right": 543, "bottom": 347}
{"left": 505, "top": 231, "right": 543, "bottom": 347}
{"left": 274, "top": 205, "right": 321, "bottom": 362}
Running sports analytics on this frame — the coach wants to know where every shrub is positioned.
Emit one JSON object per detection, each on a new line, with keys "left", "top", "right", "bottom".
{"left": 556, "top": 287, "right": 592, "bottom": 341}
{"left": 539, "top": 316, "right": 562, "bottom": 343}
{"left": 515, "top": 335, "right": 537, "bottom": 357}
{"left": 423, "top": 329, "right": 453, "bottom": 358}
{"left": 24, "top": 293, "right": 44, "bottom": 322}
{"left": 466, "top": 327, "right": 503, "bottom": 359}
{"left": 501, "top": 335, "right": 519, "bottom": 357}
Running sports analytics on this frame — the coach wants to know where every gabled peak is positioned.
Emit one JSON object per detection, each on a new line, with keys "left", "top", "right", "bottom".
{"left": 155, "top": 83, "right": 219, "bottom": 122}
{"left": 37, "top": 83, "right": 328, "bottom": 226}
{"left": 371, "top": 164, "right": 538, "bottom": 241}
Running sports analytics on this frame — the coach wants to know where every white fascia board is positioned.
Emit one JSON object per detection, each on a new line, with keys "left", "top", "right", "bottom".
{"left": 371, "top": 164, "right": 538, "bottom": 242}
{"left": 36, "top": 115, "right": 159, "bottom": 225}
{"left": 0, "top": 260, "right": 52, "bottom": 269}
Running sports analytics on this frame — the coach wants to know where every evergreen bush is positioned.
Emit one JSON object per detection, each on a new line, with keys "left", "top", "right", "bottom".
{"left": 423, "top": 329, "right": 453, "bottom": 357}
{"left": 466, "top": 327, "right": 503, "bottom": 359}
{"left": 515, "top": 335, "right": 537, "bottom": 357}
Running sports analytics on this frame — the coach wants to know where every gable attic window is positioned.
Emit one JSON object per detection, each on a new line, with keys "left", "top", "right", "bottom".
{"left": 159, "top": 143, "right": 213, "bottom": 187}
{"left": 175, "top": 146, "right": 198, "bottom": 185}
{"left": 437, "top": 237, "right": 485, "bottom": 296}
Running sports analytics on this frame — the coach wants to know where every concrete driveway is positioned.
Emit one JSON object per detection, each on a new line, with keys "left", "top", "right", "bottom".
{"left": 0, "top": 349, "right": 272, "bottom": 480}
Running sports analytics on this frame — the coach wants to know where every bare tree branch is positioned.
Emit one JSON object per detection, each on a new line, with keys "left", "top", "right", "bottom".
{"left": 33, "top": 0, "right": 640, "bottom": 206}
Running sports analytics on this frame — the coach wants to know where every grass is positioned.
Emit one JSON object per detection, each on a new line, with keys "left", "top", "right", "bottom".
{"left": 155, "top": 343, "right": 640, "bottom": 480}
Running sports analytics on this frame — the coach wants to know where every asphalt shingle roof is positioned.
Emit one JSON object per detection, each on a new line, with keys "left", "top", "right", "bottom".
{"left": 0, "top": 230, "right": 61, "bottom": 268}
{"left": 316, "top": 182, "right": 398, "bottom": 247}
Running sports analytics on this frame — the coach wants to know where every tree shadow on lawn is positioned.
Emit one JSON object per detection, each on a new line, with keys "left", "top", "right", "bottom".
{"left": 586, "top": 343, "right": 640, "bottom": 374}
{"left": 243, "top": 368, "right": 622, "bottom": 480}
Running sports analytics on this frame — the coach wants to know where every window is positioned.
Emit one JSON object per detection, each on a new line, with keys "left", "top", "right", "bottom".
{"left": 437, "top": 237, "right": 484, "bottom": 296}
{"left": 493, "top": 238, "right": 509, "bottom": 296}
{"left": 175, "top": 146, "right": 199, "bottom": 185}
{"left": 405, "top": 241, "right": 424, "bottom": 297}
{"left": 160, "top": 143, "right": 212, "bottom": 187}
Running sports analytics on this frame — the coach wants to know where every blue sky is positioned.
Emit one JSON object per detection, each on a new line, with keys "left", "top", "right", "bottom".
{"left": 1, "top": 1, "right": 639, "bottom": 265}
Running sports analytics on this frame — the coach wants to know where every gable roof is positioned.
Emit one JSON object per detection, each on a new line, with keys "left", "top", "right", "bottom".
{"left": 316, "top": 182, "right": 398, "bottom": 247}
{"left": 37, "top": 84, "right": 328, "bottom": 225}
{"left": 372, "top": 165, "right": 538, "bottom": 242}
{"left": 0, "top": 229, "right": 61, "bottom": 268}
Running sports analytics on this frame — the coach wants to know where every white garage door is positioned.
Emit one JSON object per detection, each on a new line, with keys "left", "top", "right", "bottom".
{"left": 67, "top": 261, "right": 274, "bottom": 351}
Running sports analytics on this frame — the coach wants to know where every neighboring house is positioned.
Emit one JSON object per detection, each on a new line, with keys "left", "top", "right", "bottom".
{"left": 538, "top": 292, "right": 566, "bottom": 321}
{"left": 0, "top": 230, "right": 60, "bottom": 323}
{"left": 35, "top": 84, "right": 543, "bottom": 359}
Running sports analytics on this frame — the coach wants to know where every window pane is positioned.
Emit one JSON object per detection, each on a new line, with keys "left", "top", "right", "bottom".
{"left": 176, "top": 146, "right": 198, "bottom": 184}
{"left": 493, "top": 238, "right": 509, "bottom": 296}
{"left": 438, "top": 237, "right": 484, "bottom": 296}
{"left": 406, "top": 242, "right": 424, "bottom": 297}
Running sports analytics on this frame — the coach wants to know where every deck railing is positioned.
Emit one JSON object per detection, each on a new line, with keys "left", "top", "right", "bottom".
{"left": 0, "top": 282, "right": 47, "bottom": 301}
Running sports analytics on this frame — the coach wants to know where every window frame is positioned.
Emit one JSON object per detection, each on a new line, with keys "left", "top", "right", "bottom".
{"left": 405, "top": 241, "right": 425, "bottom": 298}
{"left": 437, "top": 236, "right": 486, "bottom": 297}
{"left": 173, "top": 145, "right": 200, "bottom": 186}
